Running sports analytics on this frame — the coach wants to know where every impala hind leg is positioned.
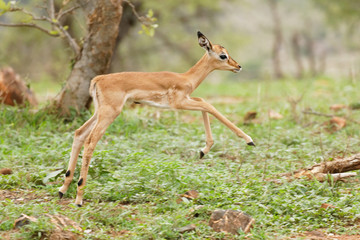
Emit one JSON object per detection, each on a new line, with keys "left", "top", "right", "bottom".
{"left": 59, "top": 113, "right": 97, "bottom": 198}
{"left": 74, "top": 107, "right": 120, "bottom": 206}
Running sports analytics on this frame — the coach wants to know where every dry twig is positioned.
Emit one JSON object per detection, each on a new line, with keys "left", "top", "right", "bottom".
{"left": 302, "top": 110, "right": 360, "bottom": 124}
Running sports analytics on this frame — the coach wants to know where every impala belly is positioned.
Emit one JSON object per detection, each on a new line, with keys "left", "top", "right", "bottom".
{"left": 135, "top": 99, "right": 170, "bottom": 109}
{"left": 127, "top": 90, "right": 171, "bottom": 109}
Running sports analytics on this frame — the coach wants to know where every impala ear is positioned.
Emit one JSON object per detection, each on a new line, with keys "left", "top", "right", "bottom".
{"left": 197, "top": 31, "right": 213, "bottom": 52}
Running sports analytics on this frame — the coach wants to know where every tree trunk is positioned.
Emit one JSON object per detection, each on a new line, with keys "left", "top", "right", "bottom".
{"left": 304, "top": 32, "right": 317, "bottom": 77}
{"left": 291, "top": 32, "right": 304, "bottom": 79}
{"left": 269, "top": 0, "right": 284, "bottom": 79}
{"left": 110, "top": 2, "right": 140, "bottom": 72}
{"left": 55, "top": 0, "right": 123, "bottom": 115}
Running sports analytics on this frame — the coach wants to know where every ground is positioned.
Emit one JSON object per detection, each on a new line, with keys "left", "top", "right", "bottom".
{"left": 1, "top": 77, "right": 360, "bottom": 239}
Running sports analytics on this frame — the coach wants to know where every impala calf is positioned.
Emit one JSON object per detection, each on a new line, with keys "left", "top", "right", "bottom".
{"left": 59, "top": 31, "right": 255, "bottom": 206}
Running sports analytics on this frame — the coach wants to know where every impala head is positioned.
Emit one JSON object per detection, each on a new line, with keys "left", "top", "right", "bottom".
{"left": 197, "top": 31, "right": 242, "bottom": 73}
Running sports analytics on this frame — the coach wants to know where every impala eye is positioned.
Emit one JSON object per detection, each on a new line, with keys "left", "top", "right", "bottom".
{"left": 219, "top": 54, "right": 227, "bottom": 60}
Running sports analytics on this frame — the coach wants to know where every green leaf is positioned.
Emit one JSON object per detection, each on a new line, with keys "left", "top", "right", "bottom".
{"left": 147, "top": 9, "right": 153, "bottom": 18}
{"left": 50, "top": 30, "right": 59, "bottom": 35}
{"left": 0, "top": 0, "right": 11, "bottom": 16}
{"left": 43, "top": 169, "right": 64, "bottom": 184}
{"left": 0, "top": 0, "right": 10, "bottom": 9}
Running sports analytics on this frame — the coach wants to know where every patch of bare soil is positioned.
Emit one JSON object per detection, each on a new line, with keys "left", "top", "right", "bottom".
{"left": 0, "top": 189, "right": 74, "bottom": 206}
{"left": 0, "top": 189, "right": 52, "bottom": 204}
{"left": 0, "top": 229, "right": 20, "bottom": 240}
{"left": 289, "top": 229, "right": 360, "bottom": 240}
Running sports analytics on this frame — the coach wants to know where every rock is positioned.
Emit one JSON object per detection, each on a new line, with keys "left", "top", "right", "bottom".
{"left": 0, "top": 67, "right": 38, "bottom": 106}
{"left": 14, "top": 214, "right": 38, "bottom": 228}
{"left": 209, "top": 210, "right": 254, "bottom": 234}
{"left": 0, "top": 168, "right": 13, "bottom": 175}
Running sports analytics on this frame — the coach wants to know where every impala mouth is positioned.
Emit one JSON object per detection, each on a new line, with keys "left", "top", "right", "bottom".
{"left": 232, "top": 67, "right": 242, "bottom": 73}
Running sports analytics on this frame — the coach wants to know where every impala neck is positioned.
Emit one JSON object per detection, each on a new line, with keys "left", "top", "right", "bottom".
{"left": 184, "top": 53, "right": 215, "bottom": 92}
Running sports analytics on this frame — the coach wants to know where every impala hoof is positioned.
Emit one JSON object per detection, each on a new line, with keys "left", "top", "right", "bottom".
{"left": 58, "top": 191, "right": 64, "bottom": 199}
{"left": 247, "top": 142, "right": 255, "bottom": 147}
{"left": 200, "top": 151, "right": 205, "bottom": 159}
{"left": 76, "top": 204, "right": 82, "bottom": 207}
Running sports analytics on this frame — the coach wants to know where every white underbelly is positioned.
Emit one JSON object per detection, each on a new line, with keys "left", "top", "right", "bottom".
{"left": 135, "top": 100, "right": 170, "bottom": 109}
{"left": 127, "top": 89, "right": 172, "bottom": 109}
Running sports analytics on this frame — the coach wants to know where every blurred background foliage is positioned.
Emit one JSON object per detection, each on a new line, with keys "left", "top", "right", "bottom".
{"left": 0, "top": 0, "right": 359, "bottom": 103}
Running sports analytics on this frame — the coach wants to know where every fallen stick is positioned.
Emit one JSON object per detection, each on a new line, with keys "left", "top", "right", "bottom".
{"left": 302, "top": 110, "right": 334, "bottom": 118}
{"left": 282, "top": 153, "right": 360, "bottom": 182}
{"left": 302, "top": 110, "right": 360, "bottom": 124}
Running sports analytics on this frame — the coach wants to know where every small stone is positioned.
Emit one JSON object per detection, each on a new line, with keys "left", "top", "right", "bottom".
{"left": 209, "top": 209, "right": 255, "bottom": 234}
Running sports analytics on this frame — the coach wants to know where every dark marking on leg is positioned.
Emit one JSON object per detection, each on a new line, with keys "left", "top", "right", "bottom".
{"left": 78, "top": 178, "right": 83, "bottom": 186}
{"left": 76, "top": 204, "right": 82, "bottom": 207}
{"left": 65, "top": 170, "right": 70, "bottom": 177}
{"left": 58, "top": 191, "right": 64, "bottom": 199}
{"left": 247, "top": 142, "right": 255, "bottom": 147}
{"left": 134, "top": 102, "right": 141, "bottom": 104}
{"left": 200, "top": 151, "right": 205, "bottom": 159}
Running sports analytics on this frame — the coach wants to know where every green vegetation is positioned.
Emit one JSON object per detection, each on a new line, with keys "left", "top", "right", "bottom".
{"left": 1, "top": 77, "right": 360, "bottom": 239}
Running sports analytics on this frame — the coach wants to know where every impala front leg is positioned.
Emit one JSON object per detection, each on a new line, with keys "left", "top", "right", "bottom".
{"left": 200, "top": 111, "right": 214, "bottom": 158}
{"left": 178, "top": 97, "right": 255, "bottom": 146}
{"left": 191, "top": 97, "right": 214, "bottom": 158}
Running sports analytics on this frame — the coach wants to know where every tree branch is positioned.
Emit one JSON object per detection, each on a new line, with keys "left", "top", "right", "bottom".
{"left": 123, "top": 0, "right": 143, "bottom": 23}
{"left": 0, "top": 2, "right": 81, "bottom": 57}
{"left": 56, "top": 5, "right": 81, "bottom": 21}
{"left": 123, "top": 0, "right": 154, "bottom": 27}
{"left": 48, "top": 0, "right": 55, "bottom": 21}
{"left": 0, "top": 22, "right": 59, "bottom": 36}
{"left": 9, "top": 7, "right": 48, "bottom": 21}
{"left": 54, "top": 23, "right": 81, "bottom": 56}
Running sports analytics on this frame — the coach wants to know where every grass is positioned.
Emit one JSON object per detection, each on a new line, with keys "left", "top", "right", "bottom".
{"left": 1, "top": 76, "right": 360, "bottom": 239}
